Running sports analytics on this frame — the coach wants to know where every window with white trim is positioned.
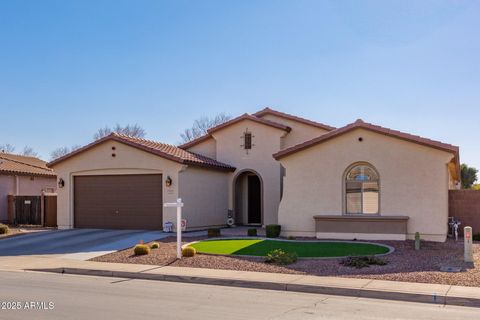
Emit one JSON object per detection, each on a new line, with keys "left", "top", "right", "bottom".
{"left": 345, "top": 164, "right": 379, "bottom": 214}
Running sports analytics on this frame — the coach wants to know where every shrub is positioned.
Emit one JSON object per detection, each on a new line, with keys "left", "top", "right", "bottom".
{"left": 208, "top": 228, "right": 221, "bottom": 238}
{"left": 0, "top": 224, "right": 9, "bottom": 235}
{"left": 265, "top": 249, "right": 297, "bottom": 265}
{"left": 287, "top": 235, "right": 295, "bottom": 240}
{"left": 340, "top": 256, "right": 387, "bottom": 269}
{"left": 473, "top": 233, "right": 480, "bottom": 242}
{"left": 133, "top": 244, "right": 151, "bottom": 256}
{"left": 266, "top": 224, "right": 281, "bottom": 238}
{"left": 247, "top": 228, "right": 257, "bottom": 237}
{"left": 182, "top": 246, "right": 196, "bottom": 257}
{"left": 150, "top": 242, "right": 160, "bottom": 249}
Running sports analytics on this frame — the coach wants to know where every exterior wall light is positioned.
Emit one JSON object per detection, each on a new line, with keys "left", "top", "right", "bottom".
{"left": 165, "top": 176, "right": 172, "bottom": 187}
{"left": 58, "top": 178, "right": 65, "bottom": 188}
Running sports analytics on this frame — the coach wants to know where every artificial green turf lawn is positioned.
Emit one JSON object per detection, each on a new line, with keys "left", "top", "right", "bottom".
{"left": 189, "top": 239, "right": 389, "bottom": 258}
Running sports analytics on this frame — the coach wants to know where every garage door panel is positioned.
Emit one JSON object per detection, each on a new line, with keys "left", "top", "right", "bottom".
{"left": 74, "top": 174, "right": 163, "bottom": 230}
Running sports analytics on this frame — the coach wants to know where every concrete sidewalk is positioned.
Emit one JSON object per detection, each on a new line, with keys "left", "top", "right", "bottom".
{"left": 1, "top": 255, "right": 479, "bottom": 308}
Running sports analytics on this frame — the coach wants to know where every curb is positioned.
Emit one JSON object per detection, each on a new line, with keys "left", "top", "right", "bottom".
{"left": 31, "top": 267, "right": 480, "bottom": 308}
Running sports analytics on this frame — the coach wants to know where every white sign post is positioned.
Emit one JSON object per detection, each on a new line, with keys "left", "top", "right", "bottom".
{"left": 164, "top": 198, "right": 184, "bottom": 259}
{"left": 464, "top": 226, "right": 473, "bottom": 263}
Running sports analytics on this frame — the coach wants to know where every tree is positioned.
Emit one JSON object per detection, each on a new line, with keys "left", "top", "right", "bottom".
{"left": 1, "top": 144, "right": 39, "bottom": 157}
{"left": 0, "top": 143, "right": 15, "bottom": 153}
{"left": 473, "top": 184, "right": 480, "bottom": 191}
{"left": 461, "top": 164, "right": 478, "bottom": 189}
{"left": 93, "top": 124, "right": 146, "bottom": 140}
{"left": 50, "top": 145, "right": 82, "bottom": 160}
{"left": 21, "top": 146, "right": 38, "bottom": 157}
{"left": 180, "top": 113, "right": 231, "bottom": 143}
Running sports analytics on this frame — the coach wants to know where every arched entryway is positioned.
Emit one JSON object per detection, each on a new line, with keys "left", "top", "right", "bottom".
{"left": 233, "top": 170, "right": 263, "bottom": 225}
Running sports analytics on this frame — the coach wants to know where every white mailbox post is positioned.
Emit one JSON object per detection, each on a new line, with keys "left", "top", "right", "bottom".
{"left": 164, "top": 198, "right": 184, "bottom": 259}
{"left": 464, "top": 226, "right": 473, "bottom": 263}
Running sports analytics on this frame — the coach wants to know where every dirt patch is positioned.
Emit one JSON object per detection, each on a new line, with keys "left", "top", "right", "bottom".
{"left": 90, "top": 237, "right": 480, "bottom": 287}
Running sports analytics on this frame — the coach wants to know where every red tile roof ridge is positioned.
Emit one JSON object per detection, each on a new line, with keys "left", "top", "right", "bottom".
{"left": 253, "top": 107, "right": 336, "bottom": 131}
{"left": 48, "top": 133, "right": 235, "bottom": 171}
{"left": 273, "top": 119, "right": 459, "bottom": 160}
{"left": 0, "top": 153, "right": 55, "bottom": 176}
{"left": 0, "top": 153, "right": 54, "bottom": 172}
{"left": 179, "top": 113, "right": 291, "bottom": 149}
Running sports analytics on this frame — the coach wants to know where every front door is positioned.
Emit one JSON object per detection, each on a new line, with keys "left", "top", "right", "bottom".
{"left": 247, "top": 175, "right": 261, "bottom": 224}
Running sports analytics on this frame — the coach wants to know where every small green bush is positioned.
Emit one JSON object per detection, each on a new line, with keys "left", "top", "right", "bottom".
{"left": 182, "top": 246, "right": 196, "bottom": 257}
{"left": 473, "top": 233, "right": 480, "bottom": 242}
{"left": 247, "top": 228, "right": 257, "bottom": 237}
{"left": 208, "top": 228, "right": 221, "bottom": 238}
{"left": 287, "top": 235, "right": 295, "bottom": 240}
{"left": 0, "top": 224, "right": 9, "bottom": 235}
{"left": 266, "top": 224, "right": 281, "bottom": 238}
{"left": 340, "top": 256, "right": 387, "bottom": 269}
{"left": 265, "top": 249, "right": 297, "bottom": 265}
{"left": 133, "top": 244, "right": 151, "bottom": 256}
{"left": 150, "top": 242, "right": 160, "bottom": 249}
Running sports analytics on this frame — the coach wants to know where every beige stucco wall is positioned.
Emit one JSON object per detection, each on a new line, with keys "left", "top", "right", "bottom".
{"left": 278, "top": 128, "right": 454, "bottom": 242}
{"left": 51, "top": 140, "right": 185, "bottom": 229}
{"left": 178, "top": 167, "right": 229, "bottom": 229}
{"left": 17, "top": 176, "right": 57, "bottom": 194}
{"left": 186, "top": 137, "right": 217, "bottom": 159}
{"left": 259, "top": 114, "right": 329, "bottom": 149}
{"left": 0, "top": 174, "right": 56, "bottom": 222}
{"left": 212, "top": 119, "right": 286, "bottom": 225}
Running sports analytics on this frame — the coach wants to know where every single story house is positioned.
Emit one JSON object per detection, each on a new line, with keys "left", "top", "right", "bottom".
{"left": 0, "top": 152, "right": 57, "bottom": 223}
{"left": 49, "top": 108, "right": 460, "bottom": 242}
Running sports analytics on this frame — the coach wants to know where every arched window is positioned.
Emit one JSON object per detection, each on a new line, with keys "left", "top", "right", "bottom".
{"left": 345, "top": 164, "right": 379, "bottom": 214}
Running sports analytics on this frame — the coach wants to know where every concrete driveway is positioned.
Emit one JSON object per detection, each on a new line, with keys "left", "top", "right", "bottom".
{"left": 0, "top": 229, "right": 167, "bottom": 260}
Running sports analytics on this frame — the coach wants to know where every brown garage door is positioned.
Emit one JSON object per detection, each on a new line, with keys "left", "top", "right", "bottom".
{"left": 74, "top": 174, "right": 163, "bottom": 230}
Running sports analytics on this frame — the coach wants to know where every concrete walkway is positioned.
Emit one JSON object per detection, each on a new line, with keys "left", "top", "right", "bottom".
{"left": 1, "top": 255, "right": 479, "bottom": 308}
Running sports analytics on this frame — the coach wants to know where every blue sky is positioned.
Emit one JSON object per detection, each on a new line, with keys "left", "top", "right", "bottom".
{"left": 1, "top": 1, "right": 479, "bottom": 168}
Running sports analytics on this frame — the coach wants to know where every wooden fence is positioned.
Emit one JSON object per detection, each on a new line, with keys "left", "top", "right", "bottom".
{"left": 7, "top": 195, "right": 57, "bottom": 227}
{"left": 44, "top": 195, "right": 57, "bottom": 227}
{"left": 449, "top": 190, "right": 480, "bottom": 235}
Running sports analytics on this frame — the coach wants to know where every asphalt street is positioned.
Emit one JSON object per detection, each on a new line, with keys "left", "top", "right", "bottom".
{"left": 0, "top": 270, "right": 478, "bottom": 319}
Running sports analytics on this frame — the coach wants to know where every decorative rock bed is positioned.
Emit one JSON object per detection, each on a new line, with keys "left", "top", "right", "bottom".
{"left": 90, "top": 236, "right": 480, "bottom": 287}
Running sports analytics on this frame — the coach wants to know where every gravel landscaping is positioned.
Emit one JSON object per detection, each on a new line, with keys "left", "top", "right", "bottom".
{"left": 0, "top": 225, "right": 47, "bottom": 239}
{"left": 91, "top": 236, "right": 480, "bottom": 287}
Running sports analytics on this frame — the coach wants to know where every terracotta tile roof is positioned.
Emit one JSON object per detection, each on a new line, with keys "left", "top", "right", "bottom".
{"left": 209, "top": 113, "right": 291, "bottom": 134}
{"left": 178, "top": 134, "right": 213, "bottom": 150}
{"left": 0, "top": 153, "right": 56, "bottom": 177}
{"left": 253, "top": 107, "right": 336, "bottom": 131}
{"left": 273, "top": 119, "right": 460, "bottom": 167}
{"left": 48, "top": 133, "right": 235, "bottom": 171}
{"left": 179, "top": 113, "right": 291, "bottom": 149}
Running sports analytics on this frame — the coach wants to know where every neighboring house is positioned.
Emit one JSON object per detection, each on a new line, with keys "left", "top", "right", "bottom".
{"left": 0, "top": 153, "right": 57, "bottom": 223}
{"left": 49, "top": 107, "right": 460, "bottom": 242}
